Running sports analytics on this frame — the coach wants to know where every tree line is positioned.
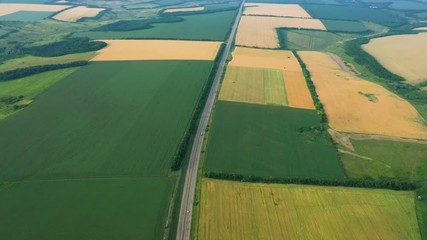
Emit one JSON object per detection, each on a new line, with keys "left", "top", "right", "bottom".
{"left": 0, "top": 61, "right": 88, "bottom": 82}
{"left": 293, "top": 50, "right": 328, "bottom": 123}
{"left": 205, "top": 171, "right": 417, "bottom": 191}
{"left": 93, "top": 17, "right": 183, "bottom": 31}
{"left": 23, "top": 37, "right": 106, "bottom": 57}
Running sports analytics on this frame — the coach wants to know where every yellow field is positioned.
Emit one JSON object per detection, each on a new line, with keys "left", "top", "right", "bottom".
{"left": 228, "top": 47, "right": 314, "bottom": 109}
{"left": 198, "top": 179, "right": 420, "bottom": 240}
{"left": 362, "top": 33, "right": 427, "bottom": 84}
{"left": 284, "top": 71, "right": 314, "bottom": 109}
{"left": 244, "top": 3, "right": 312, "bottom": 18}
{"left": 52, "top": 6, "right": 105, "bottom": 22}
{"left": 229, "top": 47, "right": 301, "bottom": 70}
{"left": 0, "top": 3, "right": 70, "bottom": 16}
{"left": 91, "top": 40, "right": 221, "bottom": 61}
{"left": 164, "top": 6, "right": 204, "bottom": 13}
{"left": 299, "top": 51, "right": 427, "bottom": 139}
{"left": 236, "top": 16, "right": 326, "bottom": 48}
{"left": 218, "top": 66, "right": 288, "bottom": 106}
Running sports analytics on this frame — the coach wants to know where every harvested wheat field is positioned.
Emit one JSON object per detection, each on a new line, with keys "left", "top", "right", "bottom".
{"left": 218, "top": 66, "right": 288, "bottom": 106}
{"left": 0, "top": 4, "right": 70, "bottom": 16}
{"left": 236, "top": 16, "right": 326, "bottom": 48}
{"left": 164, "top": 6, "right": 204, "bottom": 13}
{"left": 244, "top": 3, "right": 312, "bottom": 18}
{"left": 284, "top": 71, "right": 314, "bottom": 109}
{"left": 229, "top": 47, "right": 302, "bottom": 70}
{"left": 228, "top": 47, "right": 314, "bottom": 109}
{"left": 362, "top": 33, "right": 427, "bottom": 84}
{"left": 199, "top": 179, "right": 420, "bottom": 240}
{"left": 299, "top": 51, "right": 427, "bottom": 139}
{"left": 91, "top": 40, "right": 221, "bottom": 61}
{"left": 52, "top": 6, "right": 105, "bottom": 22}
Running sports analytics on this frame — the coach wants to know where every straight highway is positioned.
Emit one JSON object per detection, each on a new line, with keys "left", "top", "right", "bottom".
{"left": 175, "top": 1, "right": 245, "bottom": 239}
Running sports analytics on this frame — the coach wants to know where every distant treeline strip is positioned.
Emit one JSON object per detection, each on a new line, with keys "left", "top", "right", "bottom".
{"left": 0, "top": 61, "right": 87, "bottom": 82}
{"left": 24, "top": 37, "right": 106, "bottom": 57}
{"left": 93, "top": 16, "right": 183, "bottom": 32}
{"left": 205, "top": 171, "right": 417, "bottom": 191}
{"left": 159, "top": 6, "right": 239, "bottom": 17}
{"left": 293, "top": 50, "right": 328, "bottom": 123}
{"left": 171, "top": 43, "right": 226, "bottom": 171}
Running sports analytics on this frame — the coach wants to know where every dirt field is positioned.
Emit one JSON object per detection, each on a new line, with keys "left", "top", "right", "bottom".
{"left": 164, "top": 6, "right": 204, "bottom": 13}
{"left": 362, "top": 33, "right": 427, "bottom": 84}
{"left": 244, "top": 3, "right": 312, "bottom": 18}
{"left": 227, "top": 47, "right": 314, "bottom": 109}
{"left": 236, "top": 16, "right": 326, "bottom": 48}
{"left": 218, "top": 66, "right": 288, "bottom": 106}
{"left": 91, "top": 40, "right": 221, "bottom": 61}
{"left": 199, "top": 179, "right": 420, "bottom": 240}
{"left": 52, "top": 6, "right": 105, "bottom": 22}
{"left": 299, "top": 51, "right": 427, "bottom": 139}
{"left": 0, "top": 4, "right": 70, "bottom": 16}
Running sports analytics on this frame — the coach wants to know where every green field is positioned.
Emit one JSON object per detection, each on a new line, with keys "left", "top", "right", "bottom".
{"left": 341, "top": 139, "right": 427, "bottom": 180}
{"left": 390, "top": 1, "right": 427, "bottom": 10}
{"left": 0, "top": 29, "right": 8, "bottom": 37}
{"left": 302, "top": 4, "right": 402, "bottom": 26}
{"left": 0, "top": 68, "right": 79, "bottom": 120}
{"left": 0, "top": 60, "right": 213, "bottom": 180}
{"left": 0, "top": 11, "right": 53, "bottom": 21}
{"left": 0, "top": 52, "right": 96, "bottom": 73}
{"left": 416, "top": 11, "right": 427, "bottom": 20}
{"left": 322, "top": 19, "right": 368, "bottom": 33}
{"left": 205, "top": 101, "right": 344, "bottom": 179}
{"left": 218, "top": 66, "right": 288, "bottom": 106}
{"left": 279, "top": 29, "right": 354, "bottom": 51}
{"left": 74, "top": 10, "right": 236, "bottom": 41}
{"left": 0, "top": 178, "right": 173, "bottom": 240}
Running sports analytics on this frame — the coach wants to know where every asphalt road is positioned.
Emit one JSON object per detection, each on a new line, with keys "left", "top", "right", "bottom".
{"left": 175, "top": 2, "right": 244, "bottom": 240}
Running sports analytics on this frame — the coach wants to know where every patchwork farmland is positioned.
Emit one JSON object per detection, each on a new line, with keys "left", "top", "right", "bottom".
{"left": 236, "top": 15, "right": 326, "bottom": 48}
{"left": 1, "top": 0, "right": 427, "bottom": 239}
{"left": 228, "top": 47, "right": 314, "bottom": 109}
